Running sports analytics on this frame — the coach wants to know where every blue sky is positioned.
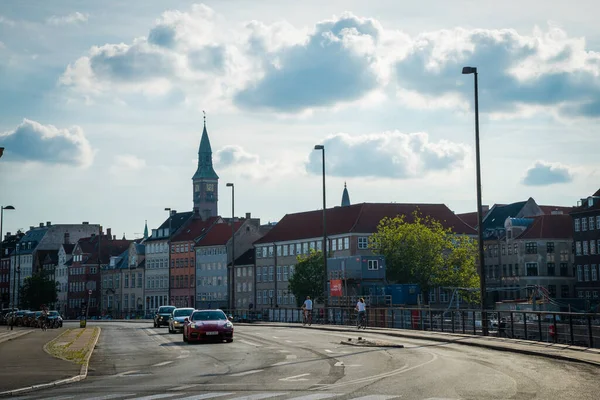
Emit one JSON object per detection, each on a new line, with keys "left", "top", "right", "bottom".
{"left": 1, "top": 0, "right": 599, "bottom": 239}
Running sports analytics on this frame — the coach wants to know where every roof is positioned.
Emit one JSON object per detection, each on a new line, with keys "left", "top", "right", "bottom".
{"left": 17, "top": 227, "right": 49, "bottom": 254}
{"left": 539, "top": 205, "right": 575, "bottom": 215}
{"left": 570, "top": 190, "right": 600, "bottom": 214}
{"left": 456, "top": 210, "right": 492, "bottom": 229}
{"left": 229, "top": 248, "right": 255, "bottom": 267}
{"left": 62, "top": 244, "right": 75, "bottom": 255}
{"left": 171, "top": 216, "right": 220, "bottom": 242}
{"left": 146, "top": 211, "right": 194, "bottom": 242}
{"left": 196, "top": 221, "right": 245, "bottom": 246}
{"left": 254, "top": 202, "right": 477, "bottom": 244}
{"left": 134, "top": 243, "right": 145, "bottom": 255}
{"left": 341, "top": 182, "right": 350, "bottom": 207}
{"left": 594, "top": 188, "right": 600, "bottom": 197}
{"left": 517, "top": 214, "right": 573, "bottom": 240}
{"left": 74, "top": 235, "right": 132, "bottom": 264}
{"left": 192, "top": 122, "right": 219, "bottom": 180}
{"left": 482, "top": 201, "right": 527, "bottom": 231}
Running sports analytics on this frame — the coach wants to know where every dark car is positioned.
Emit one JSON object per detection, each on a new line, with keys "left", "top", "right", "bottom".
{"left": 153, "top": 305, "right": 176, "bottom": 328}
{"left": 183, "top": 309, "right": 234, "bottom": 343}
{"left": 47, "top": 310, "right": 63, "bottom": 328}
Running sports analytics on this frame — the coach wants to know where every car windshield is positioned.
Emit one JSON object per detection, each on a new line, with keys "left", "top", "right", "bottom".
{"left": 191, "top": 310, "right": 227, "bottom": 321}
{"left": 158, "top": 306, "right": 175, "bottom": 314}
{"left": 173, "top": 309, "right": 194, "bottom": 317}
{"left": 49, "top": 311, "right": 59, "bottom": 316}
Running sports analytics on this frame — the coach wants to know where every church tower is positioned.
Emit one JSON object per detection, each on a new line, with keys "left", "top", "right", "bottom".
{"left": 192, "top": 112, "right": 219, "bottom": 219}
{"left": 341, "top": 182, "right": 351, "bottom": 207}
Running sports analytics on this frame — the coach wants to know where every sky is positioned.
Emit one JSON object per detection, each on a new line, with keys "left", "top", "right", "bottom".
{"left": 1, "top": 0, "right": 599, "bottom": 239}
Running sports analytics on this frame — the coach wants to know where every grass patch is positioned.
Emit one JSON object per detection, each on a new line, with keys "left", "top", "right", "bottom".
{"left": 46, "top": 327, "right": 100, "bottom": 365}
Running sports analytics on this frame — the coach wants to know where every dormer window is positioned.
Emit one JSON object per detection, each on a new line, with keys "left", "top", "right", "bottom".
{"left": 589, "top": 197, "right": 594, "bottom": 207}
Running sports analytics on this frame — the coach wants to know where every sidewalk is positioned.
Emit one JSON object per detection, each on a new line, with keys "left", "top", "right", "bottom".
{"left": 0, "top": 327, "right": 34, "bottom": 344}
{"left": 0, "top": 327, "right": 99, "bottom": 396}
{"left": 238, "top": 322, "right": 600, "bottom": 367}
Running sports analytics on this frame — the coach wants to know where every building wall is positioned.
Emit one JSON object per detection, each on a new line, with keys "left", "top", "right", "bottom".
{"left": 572, "top": 212, "right": 600, "bottom": 302}
{"left": 122, "top": 246, "right": 144, "bottom": 317}
{"left": 234, "top": 263, "right": 254, "bottom": 309}
{"left": 171, "top": 240, "right": 195, "bottom": 308}
{"left": 144, "top": 238, "right": 169, "bottom": 313}
{"left": 55, "top": 246, "right": 70, "bottom": 315}
{"left": 195, "top": 245, "right": 228, "bottom": 309}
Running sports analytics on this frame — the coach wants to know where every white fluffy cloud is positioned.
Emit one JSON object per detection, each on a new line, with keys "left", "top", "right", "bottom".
{"left": 522, "top": 160, "right": 574, "bottom": 186}
{"left": 0, "top": 119, "right": 94, "bottom": 167}
{"left": 305, "top": 131, "right": 470, "bottom": 178}
{"left": 47, "top": 12, "right": 88, "bottom": 25}
{"left": 214, "top": 145, "right": 294, "bottom": 181}
{"left": 59, "top": 4, "right": 600, "bottom": 118}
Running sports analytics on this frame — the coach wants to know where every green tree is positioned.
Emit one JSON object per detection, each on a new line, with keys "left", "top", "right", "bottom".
{"left": 18, "top": 270, "right": 59, "bottom": 310}
{"left": 369, "top": 211, "right": 480, "bottom": 304}
{"left": 288, "top": 249, "right": 326, "bottom": 306}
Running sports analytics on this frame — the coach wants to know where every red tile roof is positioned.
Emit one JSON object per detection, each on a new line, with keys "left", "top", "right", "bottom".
{"left": 196, "top": 221, "right": 245, "bottom": 246}
{"left": 594, "top": 188, "right": 600, "bottom": 197}
{"left": 456, "top": 211, "right": 488, "bottom": 229}
{"left": 255, "top": 203, "right": 477, "bottom": 244}
{"left": 75, "top": 235, "right": 132, "bottom": 263}
{"left": 517, "top": 214, "right": 573, "bottom": 240}
{"left": 539, "top": 205, "right": 575, "bottom": 215}
{"left": 171, "top": 216, "right": 220, "bottom": 242}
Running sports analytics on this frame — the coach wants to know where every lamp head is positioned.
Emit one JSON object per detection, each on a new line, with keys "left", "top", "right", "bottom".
{"left": 462, "top": 66, "right": 477, "bottom": 75}
{"left": 314, "top": 145, "right": 324, "bottom": 150}
{"left": 226, "top": 183, "right": 233, "bottom": 187}
{"left": 164, "top": 207, "right": 171, "bottom": 211}
{"left": 2, "top": 205, "right": 15, "bottom": 210}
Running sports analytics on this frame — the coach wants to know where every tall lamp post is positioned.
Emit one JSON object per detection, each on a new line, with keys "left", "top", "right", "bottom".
{"left": 1, "top": 205, "right": 15, "bottom": 309}
{"left": 226, "top": 183, "right": 235, "bottom": 311}
{"left": 462, "top": 66, "right": 488, "bottom": 336}
{"left": 165, "top": 207, "right": 172, "bottom": 306}
{"left": 313, "top": 145, "right": 328, "bottom": 308}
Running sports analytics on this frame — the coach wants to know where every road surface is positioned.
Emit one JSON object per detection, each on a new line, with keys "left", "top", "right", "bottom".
{"left": 7, "top": 321, "right": 599, "bottom": 400}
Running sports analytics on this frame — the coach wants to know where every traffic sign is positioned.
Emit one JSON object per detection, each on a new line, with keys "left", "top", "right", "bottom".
{"left": 88, "top": 289, "right": 92, "bottom": 295}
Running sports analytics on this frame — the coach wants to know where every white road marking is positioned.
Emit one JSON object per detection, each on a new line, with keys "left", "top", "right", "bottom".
{"left": 115, "top": 370, "right": 140, "bottom": 377}
{"left": 278, "top": 350, "right": 291, "bottom": 353}
{"left": 153, "top": 361, "right": 173, "bottom": 367}
{"left": 272, "top": 361, "right": 291, "bottom": 366}
{"left": 168, "top": 384, "right": 199, "bottom": 391}
{"left": 229, "top": 369, "right": 264, "bottom": 377}
{"left": 334, "top": 361, "right": 344, "bottom": 367}
{"left": 239, "top": 339, "right": 262, "bottom": 347}
{"left": 280, "top": 373, "right": 311, "bottom": 381}
{"left": 128, "top": 394, "right": 179, "bottom": 400}
{"left": 286, "top": 394, "right": 340, "bottom": 400}
{"left": 176, "top": 393, "right": 235, "bottom": 400}
{"left": 324, "top": 349, "right": 333, "bottom": 353}
{"left": 273, "top": 336, "right": 280, "bottom": 338}
{"left": 350, "top": 396, "right": 399, "bottom": 400}
{"left": 84, "top": 394, "right": 137, "bottom": 400}
{"left": 285, "top": 354, "right": 297, "bottom": 359}
{"left": 226, "top": 393, "right": 288, "bottom": 400}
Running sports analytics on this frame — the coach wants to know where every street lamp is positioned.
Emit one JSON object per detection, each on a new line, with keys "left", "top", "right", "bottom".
{"left": 0, "top": 147, "right": 4, "bottom": 158}
{"left": 226, "top": 183, "right": 235, "bottom": 311}
{"left": 1, "top": 205, "right": 15, "bottom": 309}
{"left": 462, "top": 66, "right": 488, "bottom": 336}
{"left": 313, "top": 145, "right": 328, "bottom": 308}
{"left": 165, "top": 207, "right": 172, "bottom": 306}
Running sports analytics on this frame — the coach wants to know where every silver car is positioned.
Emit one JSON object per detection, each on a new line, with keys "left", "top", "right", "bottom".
{"left": 169, "top": 307, "right": 195, "bottom": 333}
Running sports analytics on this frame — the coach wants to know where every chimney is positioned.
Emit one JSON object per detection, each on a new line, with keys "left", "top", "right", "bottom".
{"left": 30, "top": 226, "right": 34, "bottom": 231}
{"left": 46, "top": 221, "right": 51, "bottom": 227}
{"left": 482, "top": 205, "right": 490, "bottom": 214}
{"left": 113, "top": 235, "right": 116, "bottom": 240}
{"left": 64, "top": 232, "right": 70, "bottom": 245}
{"left": 82, "top": 221, "right": 89, "bottom": 225}
{"left": 171, "top": 210, "right": 177, "bottom": 217}
{"left": 39, "top": 223, "right": 44, "bottom": 228}
{"left": 193, "top": 207, "right": 199, "bottom": 216}
{"left": 245, "top": 212, "right": 251, "bottom": 220}
{"left": 107, "top": 228, "right": 112, "bottom": 239}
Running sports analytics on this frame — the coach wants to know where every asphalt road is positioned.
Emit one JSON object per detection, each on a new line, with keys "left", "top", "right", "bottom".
{"left": 9, "top": 321, "right": 600, "bottom": 400}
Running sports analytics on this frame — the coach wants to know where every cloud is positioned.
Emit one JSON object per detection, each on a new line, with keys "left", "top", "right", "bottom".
{"left": 109, "top": 154, "right": 146, "bottom": 175}
{"left": 394, "top": 27, "right": 600, "bottom": 118}
{"left": 0, "top": 15, "right": 15, "bottom": 27}
{"left": 59, "top": 4, "right": 600, "bottom": 118}
{"left": 0, "top": 119, "right": 94, "bottom": 167}
{"left": 522, "top": 160, "right": 574, "bottom": 186}
{"left": 214, "top": 145, "right": 259, "bottom": 167}
{"left": 47, "top": 12, "right": 88, "bottom": 25}
{"left": 305, "top": 131, "right": 470, "bottom": 179}
{"left": 214, "top": 145, "right": 294, "bottom": 181}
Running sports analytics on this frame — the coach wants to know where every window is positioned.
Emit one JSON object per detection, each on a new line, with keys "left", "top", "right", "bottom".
{"left": 440, "top": 290, "right": 449, "bottom": 303}
{"left": 525, "top": 242, "right": 537, "bottom": 254}
{"left": 560, "top": 263, "right": 569, "bottom": 277}
{"left": 548, "top": 285, "right": 556, "bottom": 297}
{"left": 257, "top": 267, "right": 262, "bottom": 282}
{"left": 584, "top": 265, "right": 590, "bottom": 281}
{"left": 561, "top": 285, "right": 570, "bottom": 298}
{"left": 592, "top": 240, "right": 597, "bottom": 255}
{"left": 358, "top": 237, "right": 368, "bottom": 249}
{"left": 578, "top": 291, "right": 583, "bottom": 298}
{"left": 576, "top": 242, "right": 582, "bottom": 255}
{"left": 269, "top": 246, "right": 274, "bottom": 257}
{"left": 501, "top": 245, "right": 506, "bottom": 256}
{"left": 277, "top": 245, "right": 282, "bottom": 257}
{"left": 289, "top": 265, "right": 295, "bottom": 278}
{"left": 344, "top": 237, "right": 350, "bottom": 250}
{"left": 574, "top": 218, "right": 580, "bottom": 232}
{"left": 296, "top": 243, "right": 301, "bottom": 255}
{"left": 514, "top": 243, "right": 518, "bottom": 254}
{"left": 547, "top": 263, "right": 555, "bottom": 276}
{"left": 268, "top": 266, "right": 274, "bottom": 282}
{"left": 592, "top": 265, "right": 598, "bottom": 281}
{"left": 138, "top": 273, "right": 142, "bottom": 287}
{"left": 546, "top": 242, "right": 555, "bottom": 253}
{"left": 577, "top": 265, "right": 582, "bottom": 281}
{"left": 582, "top": 218, "right": 588, "bottom": 231}
{"left": 583, "top": 241, "right": 589, "bottom": 255}
{"left": 277, "top": 266, "right": 281, "bottom": 281}
{"left": 526, "top": 263, "right": 538, "bottom": 276}
{"left": 317, "top": 241, "right": 322, "bottom": 251}
{"left": 429, "top": 289, "right": 436, "bottom": 303}
{"left": 309, "top": 242, "right": 315, "bottom": 251}
{"left": 283, "top": 266, "right": 289, "bottom": 281}
{"left": 594, "top": 291, "right": 599, "bottom": 299}
{"left": 368, "top": 260, "right": 379, "bottom": 270}
{"left": 597, "top": 216, "right": 600, "bottom": 230}
{"left": 590, "top": 217, "right": 596, "bottom": 230}
{"left": 283, "top": 245, "right": 288, "bottom": 257}
{"left": 331, "top": 240, "right": 337, "bottom": 251}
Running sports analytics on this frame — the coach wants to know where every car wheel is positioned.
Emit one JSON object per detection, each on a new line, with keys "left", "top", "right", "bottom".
{"left": 226, "top": 338, "right": 233, "bottom": 343}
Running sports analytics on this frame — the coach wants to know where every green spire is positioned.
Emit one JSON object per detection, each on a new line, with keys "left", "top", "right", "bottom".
{"left": 193, "top": 111, "right": 219, "bottom": 180}
{"left": 143, "top": 220, "right": 148, "bottom": 239}
{"left": 341, "top": 182, "right": 351, "bottom": 207}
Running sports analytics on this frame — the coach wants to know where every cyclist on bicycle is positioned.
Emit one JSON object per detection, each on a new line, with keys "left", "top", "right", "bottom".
{"left": 355, "top": 297, "right": 366, "bottom": 328}
{"left": 40, "top": 305, "right": 49, "bottom": 330}
{"left": 301, "top": 296, "right": 313, "bottom": 325}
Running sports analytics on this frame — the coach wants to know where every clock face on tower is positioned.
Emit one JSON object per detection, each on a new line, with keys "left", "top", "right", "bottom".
{"left": 206, "top": 183, "right": 214, "bottom": 192}
{"left": 195, "top": 184, "right": 200, "bottom": 192}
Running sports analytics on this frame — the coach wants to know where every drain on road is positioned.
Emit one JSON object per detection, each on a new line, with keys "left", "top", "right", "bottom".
{"left": 340, "top": 337, "right": 404, "bottom": 348}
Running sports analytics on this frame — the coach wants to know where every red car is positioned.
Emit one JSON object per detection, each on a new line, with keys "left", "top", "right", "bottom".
{"left": 183, "top": 309, "right": 234, "bottom": 343}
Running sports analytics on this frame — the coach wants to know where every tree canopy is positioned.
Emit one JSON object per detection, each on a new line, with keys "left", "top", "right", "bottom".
{"left": 369, "top": 211, "right": 480, "bottom": 304}
{"left": 288, "top": 249, "right": 326, "bottom": 306}
{"left": 18, "top": 270, "right": 59, "bottom": 310}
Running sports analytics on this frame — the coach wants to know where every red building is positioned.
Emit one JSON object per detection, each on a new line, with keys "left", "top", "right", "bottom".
{"left": 67, "top": 229, "right": 130, "bottom": 318}
{"left": 170, "top": 216, "right": 221, "bottom": 307}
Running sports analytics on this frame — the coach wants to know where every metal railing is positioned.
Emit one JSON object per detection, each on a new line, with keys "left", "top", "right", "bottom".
{"left": 227, "top": 306, "right": 600, "bottom": 349}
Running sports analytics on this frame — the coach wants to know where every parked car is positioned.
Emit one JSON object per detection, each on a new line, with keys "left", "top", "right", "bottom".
{"left": 169, "top": 307, "right": 194, "bottom": 334}
{"left": 183, "top": 309, "right": 234, "bottom": 343}
{"left": 153, "top": 305, "right": 176, "bottom": 328}
{"left": 47, "top": 311, "right": 63, "bottom": 328}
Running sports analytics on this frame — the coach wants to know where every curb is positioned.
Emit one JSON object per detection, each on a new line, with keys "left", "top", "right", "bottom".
{"left": 0, "top": 327, "right": 101, "bottom": 398}
{"left": 0, "top": 329, "right": 33, "bottom": 344}
{"left": 239, "top": 322, "right": 600, "bottom": 368}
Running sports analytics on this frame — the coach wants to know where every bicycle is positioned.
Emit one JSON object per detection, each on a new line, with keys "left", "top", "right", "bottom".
{"left": 40, "top": 318, "right": 48, "bottom": 331}
{"left": 357, "top": 312, "right": 366, "bottom": 330}
{"left": 302, "top": 309, "right": 312, "bottom": 326}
